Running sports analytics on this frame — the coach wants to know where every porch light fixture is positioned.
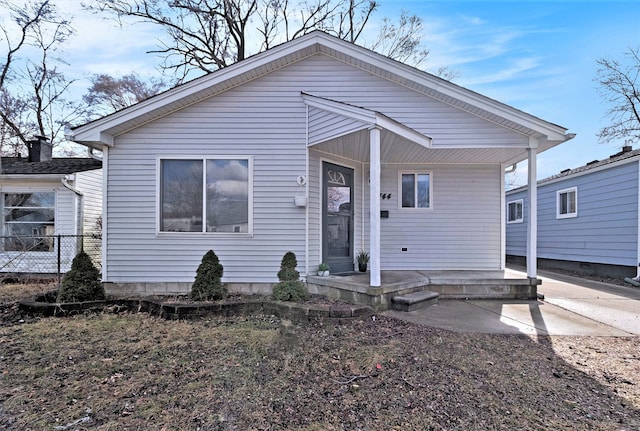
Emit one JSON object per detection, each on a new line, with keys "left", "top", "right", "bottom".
{"left": 294, "top": 175, "right": 307, "bottom": 207}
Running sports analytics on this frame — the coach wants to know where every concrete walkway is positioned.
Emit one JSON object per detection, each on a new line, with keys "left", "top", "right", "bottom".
{"left": 383, "top": 268, "right": 640, "bottom": 336}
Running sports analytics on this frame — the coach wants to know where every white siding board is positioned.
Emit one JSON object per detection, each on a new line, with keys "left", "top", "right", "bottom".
{"left": 370, "top": 164, "right": 502, "bottom": 270}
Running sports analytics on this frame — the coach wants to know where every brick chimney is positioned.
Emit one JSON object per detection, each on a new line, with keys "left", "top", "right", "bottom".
{"left": 27, "top": 136, "right": 52, "bottom": 162}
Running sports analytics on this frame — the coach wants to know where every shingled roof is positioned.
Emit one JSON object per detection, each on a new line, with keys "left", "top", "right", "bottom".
{"left": 508, "top": 146, "right": 639, "bottom": 193}
{"left": 1, "top": 157, "right": 102, "bottom": 175}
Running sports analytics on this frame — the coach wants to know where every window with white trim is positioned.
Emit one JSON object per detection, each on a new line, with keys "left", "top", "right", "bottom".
{"left": 160, "top": 158, "right": 251, "bottom": 233}
{"left": 557, "top": 187, "right": 577, "bottom": 219}
{"left": 399, "top": 171, "right": 432, "bottom": 209}
{"left": 2, "top": 192, "right": 56, "bottom": 251}
{"left": 507, "top": 199, "right": 523, "bottom": 223}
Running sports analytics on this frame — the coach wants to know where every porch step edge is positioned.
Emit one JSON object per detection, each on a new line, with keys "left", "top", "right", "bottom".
{"left": 391, "top": 290, "right": 439, "bottom": 312}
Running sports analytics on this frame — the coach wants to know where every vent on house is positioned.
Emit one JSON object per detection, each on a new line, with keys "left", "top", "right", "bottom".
{"left": 586, "top": 160, "right": 599, "bottom": 166}
{"left": 560, "top": 169, "right": 571, "bottom": 174}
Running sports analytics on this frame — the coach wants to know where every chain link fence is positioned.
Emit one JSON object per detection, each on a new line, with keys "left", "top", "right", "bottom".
{"left": 0, "top": 234, "right": 102, "bottom": 285}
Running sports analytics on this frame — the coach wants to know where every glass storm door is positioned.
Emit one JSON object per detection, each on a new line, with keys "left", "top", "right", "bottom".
{"left": 323, "top": 162, "right": 354, "bottom": 273}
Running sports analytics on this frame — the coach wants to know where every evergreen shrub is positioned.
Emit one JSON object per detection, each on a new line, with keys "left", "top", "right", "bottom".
{"left": 272, "top": 251, "right": 309, "bottom": 301}
{"left": 191, "top": 250, "right": 228, "bottom": 301}
{"left": 57, "top": 251, "right": 105, "bottom": 303}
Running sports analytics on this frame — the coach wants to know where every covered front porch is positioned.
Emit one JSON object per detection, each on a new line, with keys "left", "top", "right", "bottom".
{"left": 307, "top": 269, "right": 540, "bottom": 311}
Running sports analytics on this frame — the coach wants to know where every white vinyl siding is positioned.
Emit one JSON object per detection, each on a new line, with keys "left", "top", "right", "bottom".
{"left": 371, "top": 164, "right": 501, "bottom": 270}
{"left": 104, "top": 54, "right": 524, "bottom": 284}
{"left": 75, "top": 168, "right": 103, "bottom": 235}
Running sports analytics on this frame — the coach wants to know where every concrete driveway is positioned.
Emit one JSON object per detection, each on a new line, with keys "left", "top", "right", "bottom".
{"left": 383, "top": 268, "right": 640, "bottom": 336}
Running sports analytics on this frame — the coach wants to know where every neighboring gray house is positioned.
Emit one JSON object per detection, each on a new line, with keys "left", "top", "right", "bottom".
{"left": 0, "top": 140, "right": 102, "bottom": 274}
{"left": 69, "top": 31, "right": 573, "bottom": 296}
{"left": 506, "top": 145, "right": 640, "bottom": 278}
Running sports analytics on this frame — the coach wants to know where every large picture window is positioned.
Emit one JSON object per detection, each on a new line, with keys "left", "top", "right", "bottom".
{"left": 557, "top": 187, "right": 577, "bottom": 219}
{"left": 3, "top": 192, "right": 55, "bottom": 251}
{"left": 400, "top": 171, "right": 432, "bottom": 209}
{"left": 160, "top": 158, "right": 251, "bottom": 233}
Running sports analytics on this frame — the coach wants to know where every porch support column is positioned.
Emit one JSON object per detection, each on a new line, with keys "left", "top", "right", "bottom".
{"left": 526, "top": 145, "right": 538, "bottom": 279}
{"left": 369, "top": 126, "right": 381, "bottom": 287}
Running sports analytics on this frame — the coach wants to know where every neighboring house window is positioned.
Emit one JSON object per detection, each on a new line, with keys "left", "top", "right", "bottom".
{"left": 160, "top": 158, "right": 251, "bottom": 233}
{"left": 3, "top": 192, "right": 55, "bottom": 252}
{"left": 400, "top": 171, "right": 432, "bottom": 209}
{"left": 557, "top": 187, "right": 578, "bottom": 219}
{"left": 507, "top": 199, "right": 524, "bottom": 223}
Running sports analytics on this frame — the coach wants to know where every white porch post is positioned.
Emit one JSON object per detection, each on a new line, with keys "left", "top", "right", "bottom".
{"left": 526, "top": 145, "right": 538, "bottom": 279}
{"left": 369, "top": 126, "right": 381, "bottom": 287}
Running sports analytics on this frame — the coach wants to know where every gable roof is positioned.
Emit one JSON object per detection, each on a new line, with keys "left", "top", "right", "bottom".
{"left": 1, "top": 157, "right": 102, "bottom": 176}
{"left": 70, "top": 30, "right": 571, "bottom": 159}
{"left": 507, "top": 147, "right": 640, "bottom": 194}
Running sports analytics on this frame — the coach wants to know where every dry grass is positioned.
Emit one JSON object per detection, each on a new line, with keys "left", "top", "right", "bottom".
{"left": 0, "top": 283, "right": 639, "bottom": 430}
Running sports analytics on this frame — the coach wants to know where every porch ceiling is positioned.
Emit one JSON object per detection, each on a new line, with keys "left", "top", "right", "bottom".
{"left": 311, "top": 129, "right": 529, "bottom": 165}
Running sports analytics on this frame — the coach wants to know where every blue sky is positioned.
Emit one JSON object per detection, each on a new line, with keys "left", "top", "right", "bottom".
{"left": 11, "top": 1, "right": 639, "bottom": 185}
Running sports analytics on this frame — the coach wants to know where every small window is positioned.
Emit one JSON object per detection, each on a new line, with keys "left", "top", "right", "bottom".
{"left": 557, "top": 187, "right": 577, "bottom": 219}
{"left": 399, "top": 171, "right": 432, "bottom": 209}
{"left": 507, "top": 199, "right": 523, "bottom": 223}
{"left": 159, "top": 158, "right": 251, "bottom": 233}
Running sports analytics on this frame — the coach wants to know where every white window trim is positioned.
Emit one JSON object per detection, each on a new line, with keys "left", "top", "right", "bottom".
{"left": 507, "top": 199, "right": 524, "bottom": 224}
{"left": 156, "top": 156, "right": 254, "bottom": 236}
{"left": 556, "top": 186, "right": 578, "bottom": 219}
{"left": 1, "top": 189, "right": 58, "bottom": 254}
{"left": 398, "top": 170, "right": 433, "bottom": 210}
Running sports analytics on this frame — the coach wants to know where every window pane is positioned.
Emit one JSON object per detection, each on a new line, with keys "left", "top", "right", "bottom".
{"left": 508, "top": 202, "right": 516, "bottom": 221}
{"left": 401, "top": 174, "right": 415, "bottom": 208}
{"left": 516, "top": 202, "right": 523, "bottom": 220}
{"left": 161, "top": 160, "right": 203, "bottom": 232}
{"left": 206, "top": 159, "right": 248, "bottom": 233}
{"left": 5, "top": 192, "right": 54, "bottom": 208}
{"left": 560, "top": 193, "right": 568, "bottom": 214}
{"left": 5, "top": 208, "right": 55, "bottom": 223}
{"left": 417, "top": 174, "right": 430, "bottom": 208}
{"left": 568, "top": 191, "right": 576, "bottom": 213}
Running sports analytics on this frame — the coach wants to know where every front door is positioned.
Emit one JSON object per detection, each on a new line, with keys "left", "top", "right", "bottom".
{"left": 323, "top": 162, "right": 354, "bottom": 273}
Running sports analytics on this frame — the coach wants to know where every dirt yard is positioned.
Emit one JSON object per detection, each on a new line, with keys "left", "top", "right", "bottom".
{"left": 0, "top": 283, "right": 639, "bottom": 430}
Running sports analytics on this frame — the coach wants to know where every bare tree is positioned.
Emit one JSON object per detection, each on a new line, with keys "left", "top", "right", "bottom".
{"left": 0, "top": 0, "right": 84, "bottom": 156}
{"left": 83, "top": 73, "right": 167, "bottom": 117}
{"left": 85, "top": 0, "right": 444, "bottom": 83}
{"left": 595, "top": 46, "right": 640, "bottom": 146}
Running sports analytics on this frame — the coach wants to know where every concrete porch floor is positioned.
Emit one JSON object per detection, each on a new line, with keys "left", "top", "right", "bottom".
{"left": 306, "top": 269, "right": 539, "bottom": 311}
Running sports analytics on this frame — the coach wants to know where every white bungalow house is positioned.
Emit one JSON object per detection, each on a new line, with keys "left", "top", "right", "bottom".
{"left": 69, "top": 31, "right": 573, "bottom": 297}
{"left": 0, "top": 139, "right": 102, "bottom": 275}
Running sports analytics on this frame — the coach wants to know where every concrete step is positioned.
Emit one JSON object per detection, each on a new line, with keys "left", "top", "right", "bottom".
{"left": 391, "top": 290, "right": 439, "bottom": 312}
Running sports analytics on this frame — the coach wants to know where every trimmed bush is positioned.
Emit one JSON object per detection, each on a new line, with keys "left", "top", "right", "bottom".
{"left": 57, "top": 251, "right": 105, "bottom": 303}
{"left": 191, "top": 250, "right": 228, "bottom": 301}
{"left": 273, "top": 251, "right": 309, "bottom": 301}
